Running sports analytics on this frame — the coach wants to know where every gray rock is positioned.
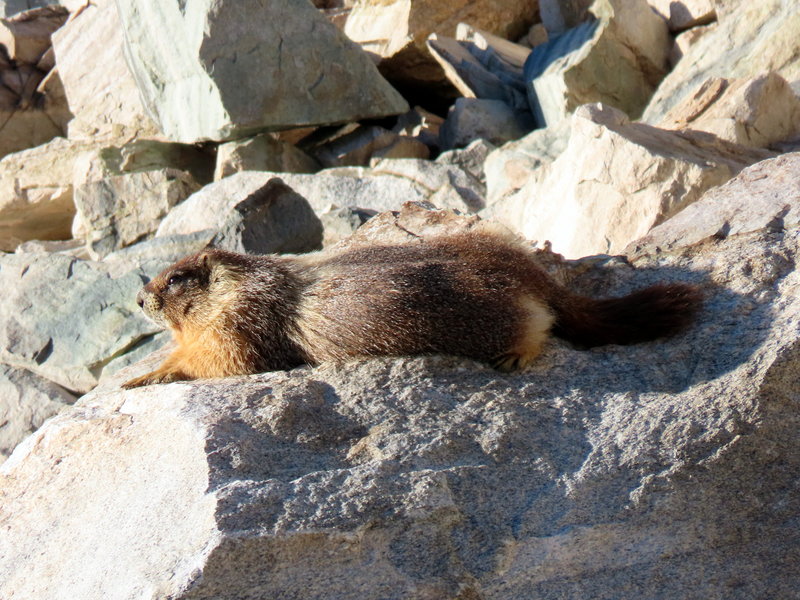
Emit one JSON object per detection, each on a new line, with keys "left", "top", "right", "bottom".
{"left": 435, "top": 138, "right": 496, "bottom": 185}
{"left": 312, "top": 125, "right": 428, "bottom": 167}
{"left": 627, "top": 152, "right": 800, "bottom": 255}
{"left": 73, "top": 169, "right": 201, "bottom": 260}
{"left": 114, "top": 0, "right": 408, "bottom": 143}
{"left": 319, "top": 205, "right": 376, "bottom": 247}
{"left": 1, "top": 209, "right": 799, "bottom": 598}
{"left": 0, "top": 251, "right": 165, "bottom": 393}
{"left": 210, "top": 178, "right": 323, "bottom": 255}
{"left": 0, "top": 364, "right": 75, "bottom": 462}
{"left": 157, "top": 163, "right": 486, "bottom": 238}
{"left": 215, "top": 134, "right": 320, "bottom": 181}
{"left": 439, "top": 98, "right": 533, "bottom": 150}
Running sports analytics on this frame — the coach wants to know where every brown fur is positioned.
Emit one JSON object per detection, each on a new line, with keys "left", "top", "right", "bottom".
{"left": 122, "top": 228, "right": 702, "bottom": 388}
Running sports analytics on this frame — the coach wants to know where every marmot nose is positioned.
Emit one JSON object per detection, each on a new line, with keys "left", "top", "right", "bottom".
{"left": 136, "top": 290, "right": 145, "bottom": 309}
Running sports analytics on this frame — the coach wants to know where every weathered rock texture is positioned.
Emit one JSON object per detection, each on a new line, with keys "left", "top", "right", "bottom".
{"left": 215, "top": 134, "right": 320, "bottom": 181}
{"left": 344, "top": 0, "right": 538, "bottom": 91}
{"left": 51, "top": 0, "right": 161, "bottom": 142}
{"left": 114, "top": 0, "right": 408, "bottom": 143}
{"left": 485, "top": 103, "right": 773, "bottom": 258}
{"left": 0, "top": 251, "right": 164, "bottom": 393}
{"left": 659, "top": 73, "right": 800, "bottom": 150}
{"left": 0, "top": 364, "right": 75, "bottom": 462}
{"left": 643, "top": 0, "right": 800, "bottom": 124}
{"left": 1, "top": 200, "right": 799, "bottom": 598}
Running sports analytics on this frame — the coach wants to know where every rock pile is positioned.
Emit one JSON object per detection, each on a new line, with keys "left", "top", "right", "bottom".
{"left": 1, "top": 0, "right": 799, "bottom": 598}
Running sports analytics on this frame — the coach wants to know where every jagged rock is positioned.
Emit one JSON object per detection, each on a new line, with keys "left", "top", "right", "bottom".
{"left": 209, "top": 178, "right": 324, "bottom": 255}
{"left": 35, "top": 66, "right": 72, "bottom": 133}
{"left": 524, "top": 0, "right": 671, "bottom": 127}
{"left": 647, "top": 0, "right": 716, "bottom": 32}
{"left": 426, "top": 25, "right": 532, "bottom": 114}
{"left": 72, "top": 169, "right": 201, "bottom": 260}
{"left": 484, "top": 103, "right": 774, "bottom": 258}
{"left": 50, "top": 0, "right": 161, "bottom": 143}
{"left": 343, "top": 0, "right": 537, "bottom": 93}
{"left": 0, "top": 5, "right": 68, "bottom": 64}
{"left": 0, "top": 364, "right": 75, "bottom": 462}
{"left": 392, "top": 105, "right": 444, "bottom": 149}
{"left": 114, "top": 0, "right": 408, "bottom": 143}
{"left": 483, "top": 117, "right": 570, "bottom": 204}
{"left": 643, "top": 0, "right": 800, "bottom": 124}
{"left": 669, "top": 22, "right": 714, "bottom": 68}
{"left": 72, "top": 139, "right": 216, "bottom": 188}
{"left": 319, "top": 205, "right": 376, "bottom": 247}
{"left": 627, "top": 152, "right": 800, "bottom": 255}
{"left": 439, "top": 98, "right": 533, "bottom": 150}
{"left": 0, "top": 78, "right": 63, "bottom": 160}
{"left": 311, "top": 125, "right": 428, "bottom": 167}
{"left": 0, "top": 136, "right": 92, "bottom": 251}
{"left": 659, "top": 73, "right": 800, "bottom": 150}
{"left": 0, "top": 251, "right": 164, "bottom": 393}
{"left": 2, "top": 204, "right": 799, "bottom": 598}
{"left": 538, "top": 0, "right": 591, "bottom": 32}
{"left": 215, "top": 134, "right": 320, "bottom": 181}
{"left": 435, "top": 138, "right": 496, "bottom": 185}
{"left": 158, "top": 163, "right": 485, "bottom": 238}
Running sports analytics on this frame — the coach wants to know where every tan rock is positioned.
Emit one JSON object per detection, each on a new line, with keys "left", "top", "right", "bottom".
{"left": 627, "top": 152, "right": 800, "bottom": 256}
{"left": 669, "top": 22, "right": 714, "bottom": 68}
{"left": 484, "top": 103, "right": 774, "bottom": 259}
{"left": 643, "top": 0, "right": 800, "bottom": 124}
{"left": 0, "top": 5, "right": 68, "bottom": 64}
{"left": 36, "top": 67, "right": 72, "bottom": 133}
{"left": 525, "top": 0, "right": 671, "bottom": 126}
{"left": 0, "top": 136, "right": 93, "bottom": 250}
{"left": 311, "top": 125, "right": 429, "bottom": 167}
{"left": 659, "top": 73, "right": 800, "bottom": 150}
{"left": 51, "top": 0, "right": 161, "bottom": 143}
{"left": 344, "top": 0, "right": 538, "bottom": 90}
{"left": 215, "top": 134, "right": 320, "bottom": 180}
{"left": 0, "top": 79, "right": 63, "bottom": 161}
{"left": 647, "top": 0, "right": 716, "bottom": 32}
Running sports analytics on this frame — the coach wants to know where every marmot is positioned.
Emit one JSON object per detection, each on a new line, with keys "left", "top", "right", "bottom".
{"left": 122, "top": 226, "right": 701, "bottom": 388}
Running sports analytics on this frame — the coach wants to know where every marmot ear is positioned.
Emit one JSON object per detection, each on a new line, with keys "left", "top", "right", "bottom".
{"left": 198, "top": 250, "right": 218, "bottom": 271}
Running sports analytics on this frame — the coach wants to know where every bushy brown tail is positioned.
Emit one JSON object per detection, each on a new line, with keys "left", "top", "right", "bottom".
{"left": 549, "top": 283, "right": 702, "bottom": 348}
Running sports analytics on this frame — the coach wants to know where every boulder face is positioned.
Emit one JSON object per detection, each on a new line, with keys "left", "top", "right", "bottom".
{"left": 1, "top": 201, "right": 799, "bottom": 598}
{"left": 114, "top": 0, "right": 409, "bottom": 143}
{"left": 484, "top": 103, "right": 773, "bottom": 258}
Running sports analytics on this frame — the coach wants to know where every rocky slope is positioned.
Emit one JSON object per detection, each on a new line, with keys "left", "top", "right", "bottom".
{"left": 1, "top": 0, "right": 799, "bottom": 598}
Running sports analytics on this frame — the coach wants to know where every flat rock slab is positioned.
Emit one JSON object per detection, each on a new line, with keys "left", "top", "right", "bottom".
{"left": 115, "top": 0, "right": 408, "bottom": 143}
{"left": 1, "top": 214, "right": 799, "bottom": 598}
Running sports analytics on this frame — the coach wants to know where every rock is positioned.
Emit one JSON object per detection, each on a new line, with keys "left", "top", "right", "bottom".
{"left": 0, "top": 5, "right": 68, "bottom": 64}
{"left": 0, "top": 251, "right": 165, "bottom": 393}
{"left": 72, "top": 169, "right": 201, "bottom": 260}
{"left": 50, "top": 0, "right": 162, "bottom": 143}
{"left": 426, "top": 26, "right": 531, "bottom": 114}
{"left": 102, "top": 231, "right": 215, "bottom": 270}
{"left": 518, "top": 22, "right": 549, "bottom": 48}
{"left": 0, "top": 1, "right": 84, "bottom": 17}
{"left": 114, "top": 0, "right": 408, "bottom": 143}
{"left": 344, "top": 0, "right": 537, "bottom": 93}
{"left": 484, "top": 117, "right": 570, "bottom": 204}
{"left": 484, "top": 103, "right": 774, "bottom": 258}
{"left": 439, "top": 98, "right": 533, "bottom": 150}
{"left": 524, "top": 0, "right": 671, "bottom": 127}
{"left": 311, "top": 125, "right": 428, "bottom": 167}
{"left": 35, "top": 66, "right": 72, "bottom": 134}
{"left": 647, "top": 0, "right": 716, "bottom": 32}
{"left": 158, "top": 163, "right": 486, "bottom": 238}
{"left": 538, "top": 0, "right": 592, "bottom": 33}
{"left": 659, "top": 73, "right": 800, "bottom": 150}
{"left": 2, "top": 207, "right": 800, "bottom": 598}
{"left": 0, "top": 136, "right": 92, "bottom": 251}
{"left": 209, "top": 178, "right": 324, "bottom": 255}
{"left": 215, "top": 134, "right": 320, "bottom": 181}
{"left": 668, "top": 22, "right": 714, "bottom": 68}
{"left": 627, "top": 152, "right": 800, "bottom": 255}
{"left": 392, "top": 105, "right": 444, "bottom": 149}
{"left": 435, "top": 138, "right": 496, "bottom": 185}
{"left": 319, "top": 205, "right": 376, "bottom": 247}
{"left": 72, "top": 139, "right": 216, "bottom": 188}
{"left": 0, "top": 75, "right": 63, "bottom": 160}
{"left": 643, "top": 0, "right": 800, "bottom": 124}
{"left": 14, "top": 237, "right": 85, "bottom": 256}
{"left": 0, "top": 364, "right": 75, "bottom": 462}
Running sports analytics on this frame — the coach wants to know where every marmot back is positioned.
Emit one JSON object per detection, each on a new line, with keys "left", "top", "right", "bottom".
{"left": 123, "top": 227, "right": 701, "bottom": 388}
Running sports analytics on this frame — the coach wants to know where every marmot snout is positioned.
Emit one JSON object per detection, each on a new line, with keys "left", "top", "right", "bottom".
{"left": 122, "top": 227, "right": 701, "bottom": 388}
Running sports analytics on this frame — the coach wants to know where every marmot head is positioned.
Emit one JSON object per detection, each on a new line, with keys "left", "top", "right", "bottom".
{"left": 136, "top": 250, "right": 245, "bottom": 330}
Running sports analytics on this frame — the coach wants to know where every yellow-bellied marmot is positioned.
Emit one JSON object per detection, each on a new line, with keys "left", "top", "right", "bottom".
{"left": 122, "top": 226, "right": 701, "bottom": 388}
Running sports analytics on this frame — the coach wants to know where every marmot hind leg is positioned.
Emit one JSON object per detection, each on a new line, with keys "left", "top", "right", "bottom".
{"left": 492, "top": 295, "right": 554, "bottom": 372}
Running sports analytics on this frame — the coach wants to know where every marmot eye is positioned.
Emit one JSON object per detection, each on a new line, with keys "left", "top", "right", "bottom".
{"left": 167, "top": 274, "right": 186, "bottom": 287}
